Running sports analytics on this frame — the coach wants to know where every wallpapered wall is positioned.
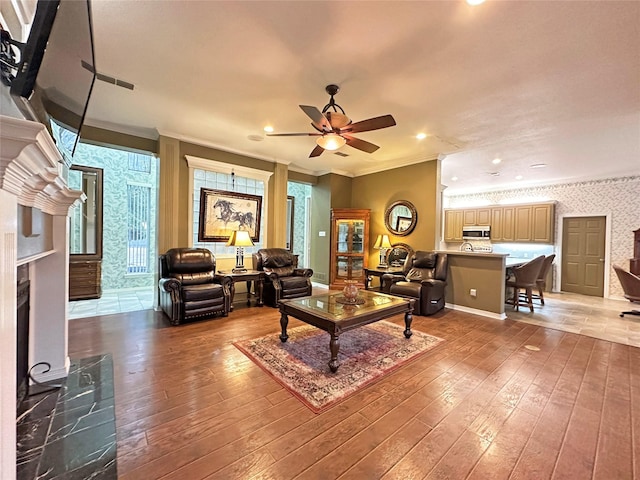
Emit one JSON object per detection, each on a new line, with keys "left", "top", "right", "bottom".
{"left": 68, "top": 142, "right": 158, "bottom": 291}
{"left": 444, "top": 176, "right": 640, "bottom": 298}
{"left": 288, "top": 182, "right": 312, "bottom": 268}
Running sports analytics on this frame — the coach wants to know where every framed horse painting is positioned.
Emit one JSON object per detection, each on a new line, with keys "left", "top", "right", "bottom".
{"left": 198, "top": 188, "right": 262, "bottom": 242}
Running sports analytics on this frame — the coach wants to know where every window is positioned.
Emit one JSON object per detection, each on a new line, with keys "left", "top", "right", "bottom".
{"left": 192, "top": 169, "right": 265, "bottom": 256}
{"left": 127, "top": 184, "right": 151, "bottom": 273}
{"left": 128, "top": 153, "right": 151, "bottom": 173}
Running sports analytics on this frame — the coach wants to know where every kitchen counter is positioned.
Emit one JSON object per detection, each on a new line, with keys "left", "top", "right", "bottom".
{"left": 437, "top": 250, "right": 514, "bottom": 319}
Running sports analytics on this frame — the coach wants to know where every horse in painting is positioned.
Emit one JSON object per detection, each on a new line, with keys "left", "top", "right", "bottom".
{"left": 213, "top": 198, "right": 255, "bottom": 231}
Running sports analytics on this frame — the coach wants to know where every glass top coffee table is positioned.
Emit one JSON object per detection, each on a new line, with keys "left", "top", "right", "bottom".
{"left": 278, "top": 290, "right": 415, "bottom": 372}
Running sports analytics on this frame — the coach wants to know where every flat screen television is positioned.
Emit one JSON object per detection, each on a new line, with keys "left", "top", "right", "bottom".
{"left": 9, "top": 0, "right": 96, "bottom": 158}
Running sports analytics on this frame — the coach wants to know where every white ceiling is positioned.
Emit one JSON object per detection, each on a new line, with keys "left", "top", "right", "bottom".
{"left": 85, "top": 0, "right": 640, "bottom": 195}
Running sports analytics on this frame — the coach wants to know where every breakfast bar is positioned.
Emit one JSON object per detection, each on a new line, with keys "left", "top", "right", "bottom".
{"left": 439, "top": 251, "right": 525, "bottom": 319}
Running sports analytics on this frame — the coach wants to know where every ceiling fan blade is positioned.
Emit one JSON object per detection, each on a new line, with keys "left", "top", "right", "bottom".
{"left": 341, "top": 114, "right": 396, "bottom": 134}
{"left": 300, "top": 105, "right": 332, "bottom": 132}
{"left": 266, "top": 132, "right": 322, "bottom": 137}
{"left": 343, "top": 134, "right": 380, "bottom": 154}
{"left": 309, "top": 144, "right": 325, "bottom": 157}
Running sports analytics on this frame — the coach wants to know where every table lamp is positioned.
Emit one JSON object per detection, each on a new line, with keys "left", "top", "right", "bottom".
{"left": 226, "top": 230, "right": 254, "bottom": 273}
{"left": 373, "top": 234, "right": 392, "bottom": 269}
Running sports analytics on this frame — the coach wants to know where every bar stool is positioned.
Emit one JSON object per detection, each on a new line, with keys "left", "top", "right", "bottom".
{"left": 506, "top": 255, "right": 546, "bottom": 312}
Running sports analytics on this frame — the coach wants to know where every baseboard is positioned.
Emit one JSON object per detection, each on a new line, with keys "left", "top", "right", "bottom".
{"left": 445, "top": 303, "right": 507, "bottom": 320}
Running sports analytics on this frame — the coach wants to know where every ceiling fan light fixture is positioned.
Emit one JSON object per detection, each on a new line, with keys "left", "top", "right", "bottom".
{"left": 316, "top": 133, "right": 346, "bottom": 151}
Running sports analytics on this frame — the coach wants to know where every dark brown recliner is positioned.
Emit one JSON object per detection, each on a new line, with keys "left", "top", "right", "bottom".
{"left": 159, "top": 248, "right": 231, "bottom": 325}
{"left": 381, "top": 251, "right": 448, "bottom": 315}
{"left": 252, "top": 248, "right": 313, "bottom": 307}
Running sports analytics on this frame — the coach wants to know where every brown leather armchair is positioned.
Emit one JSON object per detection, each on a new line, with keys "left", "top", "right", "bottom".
{"left": 381, "top": 251, "right": 448, "bottom": 316}
{"left": 613, "top": 265, "right": 640, "bottom": 317}
{"left": 159, "top": 248, "right": 231, "bottom": 325}
{"left": 252, "top": 248, "right": 313, "bottom": 307}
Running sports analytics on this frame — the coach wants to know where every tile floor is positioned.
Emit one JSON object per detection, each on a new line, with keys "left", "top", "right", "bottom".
{"left": 69, "top": 287, "right": 640, "bottom": 348}
{"left": 68, "top": 287, "right": 154, "bottom": 320}
{"left": 507, "top": 291, "right": 640, "bottom": 348}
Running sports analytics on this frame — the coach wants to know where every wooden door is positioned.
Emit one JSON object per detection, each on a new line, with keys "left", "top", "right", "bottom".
{"left": 561, "top": 216, "right": 606, "bottom": 296}
{"left": 502, "top": 207, "right": 515, "bottom": 241}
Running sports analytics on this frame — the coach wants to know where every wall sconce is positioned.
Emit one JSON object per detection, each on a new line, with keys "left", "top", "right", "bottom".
{"left": 373, "top": 234, "right": 392, "bottom": 269}
{"left": 226, "top": 230, "right": 254, "bottom": 272}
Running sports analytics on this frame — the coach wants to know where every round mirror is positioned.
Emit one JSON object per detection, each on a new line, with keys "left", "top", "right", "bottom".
{"left": 386, "top": 243, "right": 414, "bottom": 267}
{"left": 384, "top": 200, "right": 417, "bottom": 236}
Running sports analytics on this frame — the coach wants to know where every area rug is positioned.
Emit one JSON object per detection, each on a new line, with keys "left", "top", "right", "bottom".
{"left": 234, "top": 321, "right": 444, "bottom": 413}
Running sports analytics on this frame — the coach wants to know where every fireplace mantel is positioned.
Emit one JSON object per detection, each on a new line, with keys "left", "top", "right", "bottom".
{"left": 0, "top": 115, "right": 83, "bottom": 479}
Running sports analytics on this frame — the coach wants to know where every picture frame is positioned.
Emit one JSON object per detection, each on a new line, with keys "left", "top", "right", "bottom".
{"left": 395, "top": 216, "right": 412, "bottom": 232}
{"left": 198, "top": 188, "right": 262, "bottom": 242}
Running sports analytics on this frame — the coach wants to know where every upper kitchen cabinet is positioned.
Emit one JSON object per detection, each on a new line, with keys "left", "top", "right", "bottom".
{"left": 463, "top": 208, "right": 491, "bottom": 226}
{"left": 444, "top": 202, "right": 555, "bottom": 244}
{"left": 444, "top": 209, "right": 464, "bottom": 242}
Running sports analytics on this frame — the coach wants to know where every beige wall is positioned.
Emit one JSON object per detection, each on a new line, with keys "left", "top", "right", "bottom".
{"left": 351, "top": 159, "right": 441, "bottom": 267}
{"left": 308, "top": 174, "right": 334, "bottom": 284}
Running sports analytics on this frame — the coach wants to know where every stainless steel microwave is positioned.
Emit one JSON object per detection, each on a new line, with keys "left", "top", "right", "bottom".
{"left": 462, "top": 225, "right": 491, "bottom": 239}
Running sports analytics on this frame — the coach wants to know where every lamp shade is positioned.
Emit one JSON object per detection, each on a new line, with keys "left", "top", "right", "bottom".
{"left": 226, "top": 230, "right": 254, "bottom": 247}
{"left": 373, "top": 234, "right": 392, "bottom": 249}
{"left": 316, "top": 133, "right": 346, "bottom": 151}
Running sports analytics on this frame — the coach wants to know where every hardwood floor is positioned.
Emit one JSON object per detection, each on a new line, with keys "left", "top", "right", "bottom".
{"left": 68, "top": 303, "right": 640, "bottom": 479}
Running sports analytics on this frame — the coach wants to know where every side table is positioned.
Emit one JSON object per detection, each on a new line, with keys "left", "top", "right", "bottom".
{"left": 215, "top": 269, "right": 264, "bottom": 311}
{"left": 364, "top": 266, "right": 403, "bottom": 291}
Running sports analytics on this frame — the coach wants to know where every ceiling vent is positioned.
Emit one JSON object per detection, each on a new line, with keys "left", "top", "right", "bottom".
{"left": 82, "top": 61, "right": 135, "bottom": 90}
{"left": 334, "top": 151, "right": 349, "bottom": 157}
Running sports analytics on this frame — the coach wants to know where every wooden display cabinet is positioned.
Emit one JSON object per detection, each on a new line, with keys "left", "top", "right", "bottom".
{"left": 330, "top": 208, "right": 370, "bottom": 290}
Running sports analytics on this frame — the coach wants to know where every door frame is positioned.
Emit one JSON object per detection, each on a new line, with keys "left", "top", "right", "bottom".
{"left": 557, "top": 212, "right": 612, "bottom": 297}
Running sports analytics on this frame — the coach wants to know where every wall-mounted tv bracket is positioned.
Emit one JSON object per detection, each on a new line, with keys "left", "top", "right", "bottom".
{"left": 0, "top": 29, "right": 25, "bottom": 86}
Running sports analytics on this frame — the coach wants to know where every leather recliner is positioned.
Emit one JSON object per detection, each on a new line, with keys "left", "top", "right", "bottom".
{"left": 381, "top": 251, "right": 448, "bottom": 316}
{"left": 252, "top": 248, "right": 313, "bottom": 307}
{"left": 159, "top": 248, "right": 231, "bottom": 325}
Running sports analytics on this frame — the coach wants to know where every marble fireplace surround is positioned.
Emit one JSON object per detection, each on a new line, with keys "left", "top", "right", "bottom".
{"left": 0, "top": 115, "right": 84, "bottom": 478}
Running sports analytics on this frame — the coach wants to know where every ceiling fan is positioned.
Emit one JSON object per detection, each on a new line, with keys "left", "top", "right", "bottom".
{"left": 267, "top": 84, "right": 396, "bottom": 157}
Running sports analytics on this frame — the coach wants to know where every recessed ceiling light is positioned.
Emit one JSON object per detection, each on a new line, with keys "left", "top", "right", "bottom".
{"left": 263, "top": 125, "right": 274, "bottom": 133}
{"left": 515, "top": 175, "right": 523, "bottom": 180}
{"left": 466, "top": 0, "right": 485, "bottom": 5}
{"left": 451, "top": 176, "right": 458, "bottom": 181}
{"left": 530, "top": 163, "right": 547, "bottom": 169}
{"left": 416, "top": 133, "right": 427, "bottom": 140}
{"left": 492, "top": 158, "right": 502, "bottom": 165}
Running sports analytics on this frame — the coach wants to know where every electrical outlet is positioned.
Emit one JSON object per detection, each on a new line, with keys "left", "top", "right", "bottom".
{"left": 470, "top": 288, "right": 477, "bottom": 297}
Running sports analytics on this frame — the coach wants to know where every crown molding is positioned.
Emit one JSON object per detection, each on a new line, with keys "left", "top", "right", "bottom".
{"left": 0, "top": 116, "right": 84, "bottom": 214}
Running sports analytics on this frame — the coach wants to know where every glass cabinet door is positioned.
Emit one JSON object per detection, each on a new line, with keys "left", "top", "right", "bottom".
{"left": 330, "top": 209, "right": 370, "bottom": 289}
{"left": 351, "top": 220, "right": 364, "bottom": 253}
{"left": 337, "top": 221, "right": 350, "bottom": 253}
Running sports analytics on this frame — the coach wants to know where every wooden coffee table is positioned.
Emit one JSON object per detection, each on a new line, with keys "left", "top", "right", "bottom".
{"left": 278, "top": 290, "right": 415, "bottom": 372}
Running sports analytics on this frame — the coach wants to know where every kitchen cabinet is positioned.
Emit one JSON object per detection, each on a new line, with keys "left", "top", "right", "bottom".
{"left": 444, "top": 202, "right": 555, "bottom": 244}
{"left": 462, "top": 208, "right": 491, "bottom": 226}
{"left": 330, "top": 208, "right": 370, "bottom": 289}
{"left": 444, "top": 209, "right": 464, "bottom": 242}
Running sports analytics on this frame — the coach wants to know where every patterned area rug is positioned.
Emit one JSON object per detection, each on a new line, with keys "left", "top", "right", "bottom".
{"left": 234, "top": 321, "right": 444, "bottom": 413}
